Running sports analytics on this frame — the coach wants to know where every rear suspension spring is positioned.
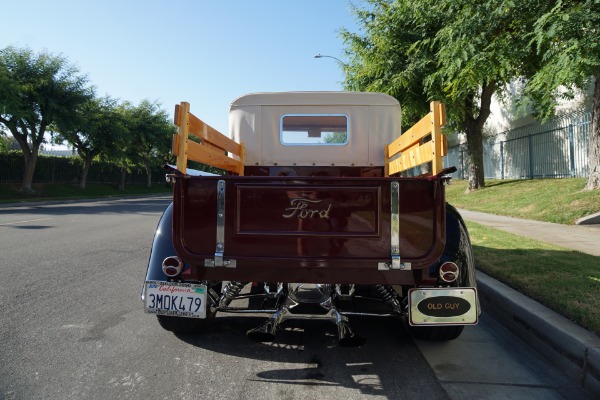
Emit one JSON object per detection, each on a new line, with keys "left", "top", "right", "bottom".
{"left": 375, "top": 285, "right": 403, "bottom": 313}
{"left": 219, "top": 281, "right": 247, "bottom": 307}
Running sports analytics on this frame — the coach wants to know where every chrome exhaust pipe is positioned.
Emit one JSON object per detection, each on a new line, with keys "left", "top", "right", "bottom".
{"left": 247, "top": 305, "right": 288, "bottom": 342}
{"left": 246, "top": 300, "right": 366, "bottom": 347}
{"left": 337, "top": 319, "right": 366, "bottom": 347}
{"left": 264, "top": 282, "right": 283, "bottom": 298}
{"left": 246, "top": 319, "right": 278, "bottom": 342}
{"left": 325, "top": 306, "right": 365, "bottom": 347}
{"left": 335, "top": 284, "right": 355, "bottom": 300}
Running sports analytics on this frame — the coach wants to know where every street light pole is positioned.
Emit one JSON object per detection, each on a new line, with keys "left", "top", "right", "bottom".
{"left": 314, "top": 54, "right": 345, "bottom": 65}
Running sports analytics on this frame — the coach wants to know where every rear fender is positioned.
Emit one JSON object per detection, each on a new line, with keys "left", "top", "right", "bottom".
{"left": 417, "top": 202, "right": 480, "bottom": 320}
{"left": 437, "top": 203, "right": 477, "bottom": 288}
{"left": 141, "top": 203, "right": 179, "bottom": 300}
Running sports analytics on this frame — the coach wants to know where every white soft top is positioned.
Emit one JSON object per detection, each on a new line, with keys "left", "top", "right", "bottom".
{"left": 229, "top": 91, "right": 402, "bottom": 167}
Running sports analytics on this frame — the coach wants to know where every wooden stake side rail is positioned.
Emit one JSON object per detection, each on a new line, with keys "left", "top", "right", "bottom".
{"left": 385, "top": 101, "right": 448, "bottom": 177}
{"left": 172, "top": 101, "right": 245, "bottom": 175}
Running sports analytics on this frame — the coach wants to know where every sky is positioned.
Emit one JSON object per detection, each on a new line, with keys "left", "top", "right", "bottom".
{"left": 2, "top": 0, "right": 360, "bottom": 145}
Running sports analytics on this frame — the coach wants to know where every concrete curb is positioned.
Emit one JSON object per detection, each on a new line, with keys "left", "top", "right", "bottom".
{"left": 0, "top": 193, "right": 171, "bottom": 210}
{"left": 576, "top": 211, "right": 600, "bottom": 225}
{"left": 477, "top": 271, "right": 600, "bottom": 397}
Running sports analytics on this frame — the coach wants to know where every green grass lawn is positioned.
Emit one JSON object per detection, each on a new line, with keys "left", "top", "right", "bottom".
{"left": 446, "top": 178, "right": 600, "bottom": 224}
{"left": 466, "top": 221, "right": 600, "bottom": 335}
{"left": 447, "top": 178, "right": 600, "bottom": 334}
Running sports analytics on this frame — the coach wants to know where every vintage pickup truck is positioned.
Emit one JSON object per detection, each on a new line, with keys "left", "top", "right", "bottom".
{"left": 142, "top": 91, "right": 479, "bottom": 346}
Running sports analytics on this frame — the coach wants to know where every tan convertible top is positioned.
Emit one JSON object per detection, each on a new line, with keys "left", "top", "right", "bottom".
{"left": 229, "top": 91, "right": 402, "bottom": 167}
{"left": 230, "top": 91, "right": 402, "bottom": 107}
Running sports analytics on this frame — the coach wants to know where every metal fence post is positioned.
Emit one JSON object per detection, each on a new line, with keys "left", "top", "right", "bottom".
{"left": 500, "top": 141, "right": 505, "bottom": 180}
{"left": 568, "top": 124, "right": 575, "bottom": 177}
{"left": 461, "top": 149, "right": 466, "bottom": 179}
{"left": 528, "top": 135, "right": 534, "bottom": 179}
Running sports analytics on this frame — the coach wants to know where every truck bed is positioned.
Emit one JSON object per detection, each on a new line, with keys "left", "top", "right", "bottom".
{"left": 171, "top": 173, "right": 448, "bottom": 285}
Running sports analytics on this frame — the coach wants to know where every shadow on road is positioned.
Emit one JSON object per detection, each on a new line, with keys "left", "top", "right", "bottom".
{"left": 174, "top": 315, "right": 450, "bottom": 399}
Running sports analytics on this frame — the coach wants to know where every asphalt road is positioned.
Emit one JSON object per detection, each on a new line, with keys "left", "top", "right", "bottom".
{"left": 0, "top": 197, "right": 591, "bottom": 400}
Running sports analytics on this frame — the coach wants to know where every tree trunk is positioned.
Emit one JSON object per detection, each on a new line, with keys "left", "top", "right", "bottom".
{"left": 144, "top": 163, "right": 152, "bottom": 188}
{"left": 585, "top": 75, "right": 600, "bottom": 190}
{"left": 9, "top": 118, "right": 47, "bottom": 194}
{"left": 465, "top": 122, "right": 486, "bottom": 191}
{"left": 14, "top": 132, "right": 39, "bottom": 194}
{"left": 462, "top": 83, "right": 495, "bottom": 192}
{"left": 80, "top": 158, "right": 92, "bottom": 190}
{"left": 20, "top": 151, "right": 38, "bottom": 194}
{"left": 118, "top": 167, "right": 127, "bottom": 192}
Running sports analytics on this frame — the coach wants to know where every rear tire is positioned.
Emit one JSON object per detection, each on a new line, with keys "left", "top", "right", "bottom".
{"left": 409, "top": 325, "right": 464, "bottom": 341}
{"left": 156, "top": 281, "right": 221, "bottom": 334}
{"left": 157, "top": 312, "right": 215, "bottom": 334}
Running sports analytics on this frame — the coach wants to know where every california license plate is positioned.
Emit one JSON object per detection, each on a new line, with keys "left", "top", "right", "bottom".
{"left": 144, "top": 281, "right": 207, "bottom": 318}
{"left": 408, "top": 287, "right": 478, "bottom": 326}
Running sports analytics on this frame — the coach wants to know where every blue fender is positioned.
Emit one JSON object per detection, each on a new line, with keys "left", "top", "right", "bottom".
{"left": 141, "top": 203, "right": 177, "bottom": 300}
{"left": 437, "top": 203, "right": 477, "bottom": 288}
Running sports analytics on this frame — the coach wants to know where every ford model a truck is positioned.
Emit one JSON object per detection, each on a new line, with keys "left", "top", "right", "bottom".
{"left": 143, "top": 91, "right": 479, "bottom": 346}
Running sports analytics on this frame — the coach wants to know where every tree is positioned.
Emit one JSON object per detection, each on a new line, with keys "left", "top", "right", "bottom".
{"left": 0, "top": 135, "right": 19, "bottom": 152}
{"left": 55, "top": 96, "right": 127, "bottom": 189}
{"left": 120, "top": 100, "right": 174, "bottom": 188}
{"left": 95, "top": 100, "right": 172, "bottom": 191}
{"left": 526, "top": 0, "right": 600, "bottom": 190}
{"left": 341, "top": 0, "right": 541, "bottom": 191}
{"left": 97, "top": 102, "right": 136, "bottom": 192}
{"left": 0, "top": 46, "right": 92, "bottom": 193}
{"left": 323, "top": 131, "right": 348, "bottom": 144}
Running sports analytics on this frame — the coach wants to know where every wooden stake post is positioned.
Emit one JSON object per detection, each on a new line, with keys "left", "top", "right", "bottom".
{"left": 172, "top": 101, "right": 245, "bottom": 175}
{"left": 385, "top": 101, "right": 447, "bottom": 176}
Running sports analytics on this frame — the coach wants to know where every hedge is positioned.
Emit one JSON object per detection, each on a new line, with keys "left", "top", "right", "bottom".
{"left": 0, "top": 151, "right": 166, "bottom": 185}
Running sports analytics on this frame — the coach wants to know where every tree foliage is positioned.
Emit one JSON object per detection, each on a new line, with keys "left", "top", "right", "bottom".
{"left": 120, "top": 100, "right": 175, "bottom": 188}
{"left": 54, "top": 96, "right": 127, "bottom": 189}
{"left": 0, "top": 46, "right": 92, "bottom": 192}
{"left": 323, "top": 131, "right": 348, "bottom": 144}
{"left": 341, "top": 0, "right": 542, "bottom": 190}
{"left": 0, "top": 46, "right": 176, "bottom": 190}
{"left": 0, "top": 135, "right": 19, "bottom": 152}
{"left": 526, "top": 0, "right": 600, "bottom": 190}
{"left": 526, "top": 0, "right": 599, "bottom": 117}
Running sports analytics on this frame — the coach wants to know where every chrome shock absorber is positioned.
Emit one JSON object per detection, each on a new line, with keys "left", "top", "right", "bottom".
{"left": 375, "top": 285, "right": 403, "bottom": 314}
{"left": 219, "top": 281, "right": 246, "bottom": 307}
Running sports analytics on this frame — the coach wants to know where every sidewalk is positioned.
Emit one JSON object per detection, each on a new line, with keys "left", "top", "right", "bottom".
{"left": 457, "top": 208, "right": 600, "bottom": 397}
{"left": 458, "top": 209, "right": 600, "bottom": 256}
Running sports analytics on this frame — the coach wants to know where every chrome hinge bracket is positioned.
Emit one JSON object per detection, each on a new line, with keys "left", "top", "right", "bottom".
{"left": 204, "top": 179, "right": 236, "bottom": 268}
{"left": 378, "top": 181, "right": 411, "bottom": 271}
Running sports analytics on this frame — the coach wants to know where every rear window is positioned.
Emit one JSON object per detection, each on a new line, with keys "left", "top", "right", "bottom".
{"left": 280, "top": 114, "right": 349, "bottom": 145}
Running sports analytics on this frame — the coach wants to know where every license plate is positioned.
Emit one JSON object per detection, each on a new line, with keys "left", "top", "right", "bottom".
{"left": 408, "top": 287, "right": 478, "bottom": 326}
{"left": 144, "top": 281, "right": 207, "bottom": 318}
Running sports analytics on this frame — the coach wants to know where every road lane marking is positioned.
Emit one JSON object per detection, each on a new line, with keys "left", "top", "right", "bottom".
{"left": 0, "top": 217, "right": 53, "bottom": 226}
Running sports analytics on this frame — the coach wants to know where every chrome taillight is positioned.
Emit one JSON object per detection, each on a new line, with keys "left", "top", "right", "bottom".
{"left": 439, "top": 261, "right": 459, "bottom": 283}
{"left": 162, "top": 256, "right": 184, "bottom": 277}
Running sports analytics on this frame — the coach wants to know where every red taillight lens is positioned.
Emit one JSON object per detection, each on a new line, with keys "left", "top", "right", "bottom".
{"left": 439, "top": 262, "right": 459, "bottom": 283}
{"left": 162, "top": 256, "right": 183, "bottom": 277}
